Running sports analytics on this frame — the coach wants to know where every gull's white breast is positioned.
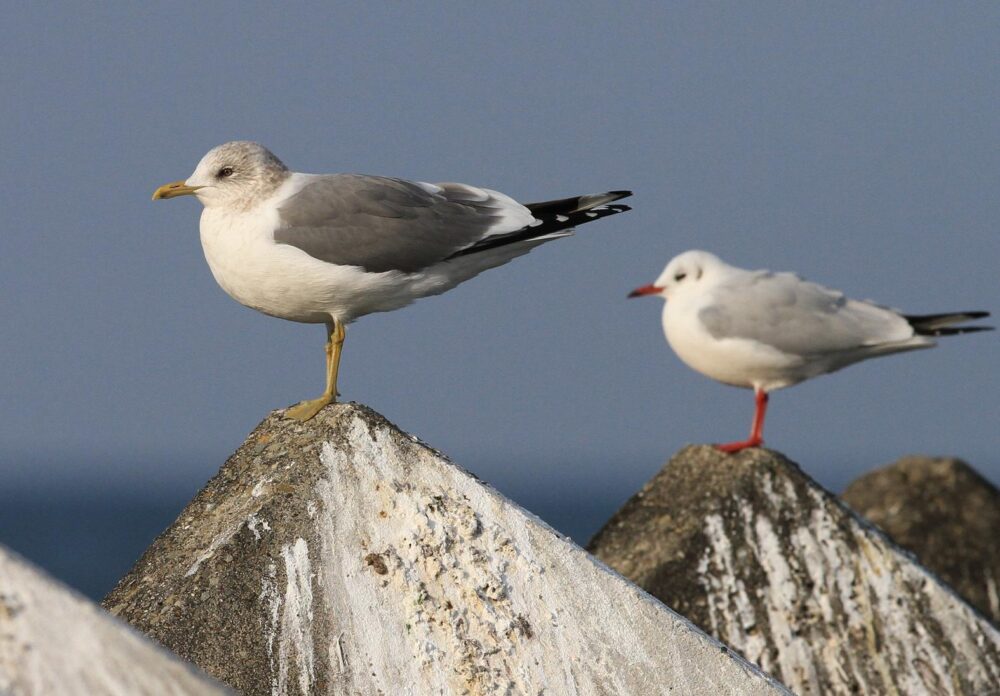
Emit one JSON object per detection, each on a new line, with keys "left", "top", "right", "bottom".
{"left": 198, "top": 182, "right": 414, "bottom": 324}
{"left": 661, "top": 291, "right": 809, "bottom": 392}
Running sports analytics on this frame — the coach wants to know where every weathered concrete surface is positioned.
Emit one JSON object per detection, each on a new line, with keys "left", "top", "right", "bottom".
{"left": 843, "top": 455, "right": 1000, "bottom": 626}
{"left": 0, "top": 544, "right": 228, "bottom": 696}
{"left": 104, "top": 404, "right": 789, "bottom": 696}
{"left": 588, "top": 446, "right": 1000, "bottom": 696}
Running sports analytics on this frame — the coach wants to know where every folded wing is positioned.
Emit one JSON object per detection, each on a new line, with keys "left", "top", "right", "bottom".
{"left": 275, "top": 175, "right": 535, "bottom": 273}
{"left": 698, "top": 271, "right": 918, "bottom": 357}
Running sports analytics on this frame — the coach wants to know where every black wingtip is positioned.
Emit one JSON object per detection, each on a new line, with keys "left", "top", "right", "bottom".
{"left": 448, "top": 193, "right": 630, "bottom": 262}
{"left": 922, "top": 326, "right": 994, "bottom": 337}
{"left": 904, "top": 310, "right": 993, "bottom": 336}
{"left": 905, "top": 310, "right": 991, "bottom": 322}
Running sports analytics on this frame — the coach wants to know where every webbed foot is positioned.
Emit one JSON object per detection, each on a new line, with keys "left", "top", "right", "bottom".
{"left": 285, "top": 394, "right": 335, "bottom": 421}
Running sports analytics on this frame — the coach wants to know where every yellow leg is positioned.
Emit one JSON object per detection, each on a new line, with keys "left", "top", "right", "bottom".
{"left": 285, "top": 320, "right": 346, "bottom": 421}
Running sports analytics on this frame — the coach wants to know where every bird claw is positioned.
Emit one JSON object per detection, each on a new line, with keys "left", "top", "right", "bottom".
{"left": 285, "top": 395, "right": 335, "bottom": 422}
{"left": 714, "top": 438, "right": 763, "bottom": 454}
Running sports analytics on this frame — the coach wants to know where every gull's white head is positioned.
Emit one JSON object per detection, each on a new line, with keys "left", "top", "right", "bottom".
{"left": 152, "top": 141, "right": 290, "bottom": 210}
{"left": 629, "top": 250, "right": 728, "bottom": 300}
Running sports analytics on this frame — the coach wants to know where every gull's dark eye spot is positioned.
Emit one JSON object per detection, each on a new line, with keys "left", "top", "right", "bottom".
{"left": 217, "top": 166, "right": 235, "bottom": 179}
{"left": 674, "top": 272, "right": 687, "bottom": 282}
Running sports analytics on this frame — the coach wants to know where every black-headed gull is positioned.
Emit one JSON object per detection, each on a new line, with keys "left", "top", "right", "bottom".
{"left": 153, "top": 141, "right": 631, "bottom": 420}
{"left": 629, "top": 250, "right": 991, "bottom": 453}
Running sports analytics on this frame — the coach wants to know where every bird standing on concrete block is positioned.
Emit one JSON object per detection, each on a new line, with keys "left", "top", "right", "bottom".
{"left": 153, "top": 141, "right": 631, "bottom": 420}
{"left": 629, "top": 250, "right": 991, "bottom": 453}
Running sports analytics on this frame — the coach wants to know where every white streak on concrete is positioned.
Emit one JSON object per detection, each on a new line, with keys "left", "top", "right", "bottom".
{"left": 746, "top": 508, "right": 820, "bottom": 695}
{"left": 247, "top": 514, "right": 271, "bottom": 540}
{"left": 185, "top": 522, "right": 242, "bottom": 578}
{"left": 260, "top": 562, "right": 282, "bottom": 696}
{"left": 698, "top": 514, "right": 767, "bottom": 665}
{"left": 274, "top": 539, "right": 314, "bottom": 696}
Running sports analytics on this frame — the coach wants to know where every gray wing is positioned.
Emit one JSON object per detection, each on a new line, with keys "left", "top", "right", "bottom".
{"left": 274, "top": 175, "right": 532, "bottom": 273}
{"left": 698, "top": 270, "right": 914, "bottom": 356}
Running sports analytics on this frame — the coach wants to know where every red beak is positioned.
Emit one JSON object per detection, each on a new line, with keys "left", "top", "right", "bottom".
{"left": 628, "top": 284, "right": 661, "bottom": 298}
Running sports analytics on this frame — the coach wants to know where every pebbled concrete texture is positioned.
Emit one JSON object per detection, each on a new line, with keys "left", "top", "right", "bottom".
{"left": 588, "top": 445, "right": 1000, "bottom": 696}
{"left": 843, "top": 455, "right": 1000, "bottom": 626}
{"left": 0, "top": 544, "right": 228, "bottom": 696}
{"left": 104, "top": 403, "right": 789, "bottom": 696}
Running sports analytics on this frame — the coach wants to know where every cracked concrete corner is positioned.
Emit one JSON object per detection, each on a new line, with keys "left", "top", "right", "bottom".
{"left": 588, "top": 445, "right": 1000, "bottom": 696}
{"left": 0, "top": 544, "right": 229, "bottom": 696}
{"left": 103, "top": 403, "right": 790, "bottom": 696}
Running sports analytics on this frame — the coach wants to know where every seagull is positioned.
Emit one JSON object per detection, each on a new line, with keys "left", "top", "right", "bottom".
{"left": 153, "top": 141, "right": 631, "bottom": 421}
{"left": 629, "top": 250, "right": 991, "bottom": 453}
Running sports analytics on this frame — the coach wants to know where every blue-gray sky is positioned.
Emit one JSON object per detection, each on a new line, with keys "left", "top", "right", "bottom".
{"left": 2, "top": 3, "right": 998, "bottom": 513}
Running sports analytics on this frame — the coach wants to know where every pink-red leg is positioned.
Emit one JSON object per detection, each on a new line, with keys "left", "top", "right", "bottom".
{"left": 715, "top": 389, "right": 769, "bottom": 453}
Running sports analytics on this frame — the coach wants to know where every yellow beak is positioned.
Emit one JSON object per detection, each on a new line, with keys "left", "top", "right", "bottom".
{"left": 152, "top": 180, "right": 203, "bottom": 200}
